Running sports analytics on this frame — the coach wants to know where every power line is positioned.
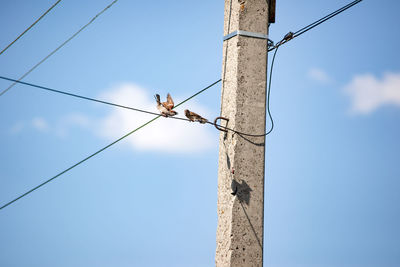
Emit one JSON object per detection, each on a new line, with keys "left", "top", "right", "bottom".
{"left": 293, "top": 0, "right": 362, "bottom": 37}
{"left": 264, "top": 18, "right": 278, "bottom": 137}
{"left": 0, "top": 75, "right": 166, "bottom": 117}
{"left": 0, "top": 0, "right": 119, "bottom": 97}
{"left": 0, "top": 79, "right": 220, "bottom": 211}
{"left": 0, "top": 75, "right": 220, "bottom": 123}
{"left": 268, "top": 0, "right": 363, "bottom": 52}
{"left": 0, "top": 74, "right": 280, "bottom": 137}
{"left": 265, "top": 45, "right": 278, "bottom": 136}
{"left": 0, "top": 0, "right": 62, "bottom": 56}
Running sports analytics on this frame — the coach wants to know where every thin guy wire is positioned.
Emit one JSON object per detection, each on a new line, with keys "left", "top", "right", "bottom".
{"left": 0, "top": 0, "right": 119, "bottom": 97}
{"left": 0, "top": 0, "right": 62, "bottom": 56}
{"left": 220, "top": 0, "right": 233, "bottom": 116}
{"left": 268, "top": 0, "right": 363, "bottom": 52}
{"left": 0, "top": 80, "right": 220, "bottom": 211}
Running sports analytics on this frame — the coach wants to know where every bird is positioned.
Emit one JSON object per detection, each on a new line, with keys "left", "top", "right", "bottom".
{"left": 184, "top": 109, "right": 208, "bottom": 124}
{"left": 154, "top": 93, "right": 178, "bottom": 117}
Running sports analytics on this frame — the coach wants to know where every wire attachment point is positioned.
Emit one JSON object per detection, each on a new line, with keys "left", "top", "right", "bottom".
{"left": 283, "top": 32, "right": 294, "bottom": 41}
{"left": 214, "top": 116, "right": 230, "bottom": 132}
{"left": 267, "top": 38, "right": 274, "bottom": 49}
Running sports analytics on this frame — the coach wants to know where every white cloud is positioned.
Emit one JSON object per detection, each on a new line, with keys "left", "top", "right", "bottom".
{"left": 344, "top": 72, "right": 400, "bottom": 114}
{"left": 6, "top": 84, "right": 216, "bottom": 154}
{"left": 31, "top": 117, "right": 49, "bottom": 132}
{"left": 308, "top": 68, "right": 331, "bottom": 83}
{"left": 97, "top": 83, "right": 216, "bottom": 153}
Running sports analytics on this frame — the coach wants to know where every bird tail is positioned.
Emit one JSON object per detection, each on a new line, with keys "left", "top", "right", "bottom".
{"left": 154, "top": 94, "right": 161, "bottom": 105}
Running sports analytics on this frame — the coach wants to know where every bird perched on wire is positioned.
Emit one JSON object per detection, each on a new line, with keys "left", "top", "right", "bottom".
{"left": 154, "top": 93, "right": 178, "bottom": 117}
{"left": 184, "top": 109, "right": 208, "bottom": 124}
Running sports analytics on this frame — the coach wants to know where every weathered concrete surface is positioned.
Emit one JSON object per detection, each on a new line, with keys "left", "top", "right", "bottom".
{"left": 216, "top": 0, "right": 269, "bottom": 266}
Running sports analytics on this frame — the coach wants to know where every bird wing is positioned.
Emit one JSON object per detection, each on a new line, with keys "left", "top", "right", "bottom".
{"left": 166, "top": 93, "right": 175, "bottom": 110}
{"left": 190, "top": 110, "right": 208, "bottom": 123}
{"left": 190, "top": 110, "right": 201, "bottom": 119}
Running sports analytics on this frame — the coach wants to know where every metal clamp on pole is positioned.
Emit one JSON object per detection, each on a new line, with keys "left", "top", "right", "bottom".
{"left": 267, "top": 38, "right": 274, "bottom": 49}
{"left": 214, "top": 116, "right": 229, "bottom": 132}
{"left": 223, "top": 30, "right": 268, "bottom": 41}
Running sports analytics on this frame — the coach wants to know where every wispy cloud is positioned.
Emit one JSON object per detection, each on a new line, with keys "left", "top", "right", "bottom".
{"left": 7, "top": 83, "right": 217, "bottom": 154}
{"left": 8, "top": 121, "right": 25, "bottom": 134}
{"left": 97, "top": 83, "right": 216, "bottom": 153}
{"left": 31, "top": 117, "right": 49, "bottom": 132}
{"left": 55, "top": 113, "right": 91, "bottom": 138}
{"left": 308, "top": 68, "right": 331, "bottom": 84}
{"left": 8, "top": 114, "right": 91, "bottom": 137}
{"left": 344, "top": 72, "right": 400, "bottom": 114}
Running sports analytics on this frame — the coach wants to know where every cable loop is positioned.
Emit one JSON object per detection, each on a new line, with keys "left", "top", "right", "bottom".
{"left": 214, "top": 117, "right": 230, "bottom": 133}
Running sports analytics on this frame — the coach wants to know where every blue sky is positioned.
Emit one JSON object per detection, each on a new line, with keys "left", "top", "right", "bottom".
{"left": 0, "top": 0, "right": 399, "bottom": 266}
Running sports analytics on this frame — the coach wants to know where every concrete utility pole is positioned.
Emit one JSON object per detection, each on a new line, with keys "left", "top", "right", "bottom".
{"left": 216, "top": 0, "right": 274, "bottom": 266}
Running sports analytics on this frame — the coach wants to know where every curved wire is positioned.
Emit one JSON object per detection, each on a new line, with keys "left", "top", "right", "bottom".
{"left": 265, "top": 45, "right": 278, "bottom": 135}
{"left": 208, "top": 45, "right": 279, "bottom": 137}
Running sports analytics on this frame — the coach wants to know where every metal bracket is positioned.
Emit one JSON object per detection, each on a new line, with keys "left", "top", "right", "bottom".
{"left": 223, "top": 30, "right": 268, "bottom": 41}
{"left": 267, "top": 38, "right": 274, "bottom": 49}
{"left": 214, "top": 116, "right": 230, "bottom": 132}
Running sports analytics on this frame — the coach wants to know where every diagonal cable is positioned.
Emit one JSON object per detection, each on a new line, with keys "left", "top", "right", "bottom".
{"left": 0, "top": 0, "right": 119, "bottom": 97}
{"left": 0, "top": 0, "right": 63, "bottom": 56}
{"left": 268, "top": 0, "right": 363, "bottom": 52}
{"left": 0, "top": 75, "right": 164, "bottom": 117}
{"left": 0, "top": 79, "right": 221, "bottom": 211}
{"left": 0, "top": 75, "right": 278, "bottom": 137}
{"left": 0, "top": 74, "right": 279, "bottom": 137}
{"left": 293, "top": 0, "right": 362, "bottom": 37}
{"left": 0, "top": 75, "right": 221, "bottom": 123}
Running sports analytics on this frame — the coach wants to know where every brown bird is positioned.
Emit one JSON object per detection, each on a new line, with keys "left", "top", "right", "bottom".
{"left": 154, "top": 93, "right": 178, "bottom": 117}
{"left": 184, "top": 109, "right": 208, "bottom": 124}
